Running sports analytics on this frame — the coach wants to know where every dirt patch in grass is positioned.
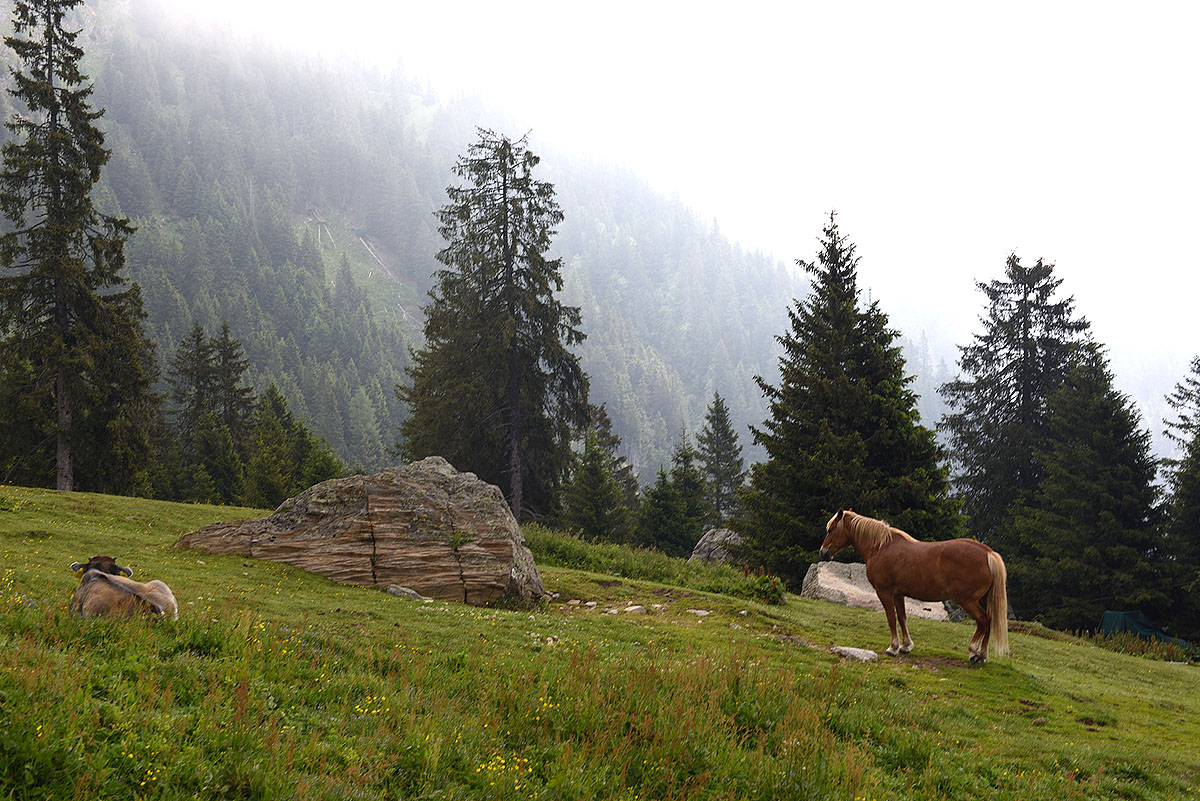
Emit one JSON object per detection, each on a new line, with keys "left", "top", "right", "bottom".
{"left": 889, "top": 654, "right": 964, "bottom": 672}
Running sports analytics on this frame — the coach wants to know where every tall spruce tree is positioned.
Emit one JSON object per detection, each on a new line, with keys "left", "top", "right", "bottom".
{"left": 670, "top": 432, "right": 711, "bottom": 546}
{"left": 399, "top": 129, "right": 588, "bottom": 519}
{"left": 560, "top": 404, "right": 638, "bottom": 543}
{"left": 211, "top": 322, "right": 256, "bottom": 453}
{"left": 561, "top": 429, "right": 633, "bottom": 543}
{"left": 940, "top": 254, "right": 1090, "bottom": 558}
{"left": 242, "top": 384, "right": 343, "bottom": 509}
{"left": 0, "top": 0, "right": 156, "bottom": 491}
{"left": 168, "top": 321, "right": 217, "bottom": 439}
{"left": 587, "top": 403, "right": 640, "bottom": 513}
{"left": 1009, "top": 343, "right": 1163, "bottom": 627}
{"left": 1162, "top": 356, "right": 1200, "bottom": 637}
{"left": 698, "top": 391, "right": 744, "bottom": 525}
{"left": 635, "top": 468, "right": 691, "bottom": 557}
{"left": 737, "top": 214, "right": 959, "bottom": 584}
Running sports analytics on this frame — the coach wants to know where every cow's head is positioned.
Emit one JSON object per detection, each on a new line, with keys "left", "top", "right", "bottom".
{"left": 70, "top": 555, "right": 133, "bottom": 580}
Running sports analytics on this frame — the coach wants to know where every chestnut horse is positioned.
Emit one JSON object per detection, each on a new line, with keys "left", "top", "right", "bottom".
{"left": 820, "top": 509, "right": 1009, "bottom": 663}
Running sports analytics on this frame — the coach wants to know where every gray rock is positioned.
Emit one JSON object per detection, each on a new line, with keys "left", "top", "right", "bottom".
{"left": 385, "top": 585, "right": 426, "bottom": 600}
{"left": 830, "top": 646, "right": 878, "bottom": 662}
{"left": 177, "top": 456, "right": 545, "bottom": 606}
{"left": 688, "top": 528, "right": 743, "bottom": 564}
{"left": 942, "top": 598, "right": 970, "bottom": 622}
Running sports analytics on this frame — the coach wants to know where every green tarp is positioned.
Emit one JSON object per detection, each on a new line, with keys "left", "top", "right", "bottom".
{"left": 1099, "top": 610, "right": 1188, "bottom": 646}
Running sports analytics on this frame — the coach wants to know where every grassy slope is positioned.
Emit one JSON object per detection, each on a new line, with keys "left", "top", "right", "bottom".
{"left": 1, "top": 485, "right": 1197, "bottom": 801}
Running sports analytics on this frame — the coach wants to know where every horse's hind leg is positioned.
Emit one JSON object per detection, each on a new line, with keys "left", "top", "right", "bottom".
{"left": 958, "top": 597, "right": 992, "bottom": 664}
{"left": 893, "top": 593, "right": 914, "bottom": 653}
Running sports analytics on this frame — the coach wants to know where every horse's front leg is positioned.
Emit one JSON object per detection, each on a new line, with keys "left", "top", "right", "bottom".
{"left": 893, "top": 593, "right": 914, "bottom": 653}
{"left": 875, "top": 588, "right": 902, "bottom": 656}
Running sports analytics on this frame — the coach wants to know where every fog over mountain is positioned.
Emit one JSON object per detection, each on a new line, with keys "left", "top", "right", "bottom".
{"left": 156, "top": 0, "right": 1198, "bottom": 460}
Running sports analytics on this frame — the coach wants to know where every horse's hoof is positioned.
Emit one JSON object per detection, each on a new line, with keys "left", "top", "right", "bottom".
{"left": 885, "top": 647, "right": 899, "bottom": 656}
{"left": 899, "top": 644, "right": 913, "bottom": 654}
{"left": 969, "top": 652, "right": 985, "bottom": 665}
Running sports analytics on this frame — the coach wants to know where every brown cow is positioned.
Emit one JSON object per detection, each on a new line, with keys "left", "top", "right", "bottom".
{"left": 69, "top": 555, "right": 178, "bottom": 620}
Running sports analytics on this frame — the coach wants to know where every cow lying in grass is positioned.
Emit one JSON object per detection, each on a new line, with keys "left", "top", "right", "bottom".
{"left": 69, "top": 555, "right": 178, "bottom": 621}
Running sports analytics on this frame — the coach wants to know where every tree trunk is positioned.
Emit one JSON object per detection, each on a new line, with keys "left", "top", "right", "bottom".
{"left": 507, "top": 347, "right": 523, "bottom": 520}
{"left": 499, "top": 147, "right": 523, "bottom": 519}
{"left": 56, "top": 367, "right": 73, "bottom": 491}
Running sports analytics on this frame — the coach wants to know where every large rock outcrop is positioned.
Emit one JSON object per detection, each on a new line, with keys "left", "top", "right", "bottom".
{"left": 176, "top": 457, "right": 545, "bottom": 605}
{"left": 801, "top": 561, "right": 950, "bottom": 621}
{"left": 688, "top": 528, "right": 743, "bottom": 564}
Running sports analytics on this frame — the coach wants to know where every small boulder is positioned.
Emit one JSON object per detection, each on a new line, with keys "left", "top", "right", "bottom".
{"left": 831, "top": 646, "right": 878, "bottom": 662}
{"left": 688, "top": 528, "right": 743, "bottom": 564}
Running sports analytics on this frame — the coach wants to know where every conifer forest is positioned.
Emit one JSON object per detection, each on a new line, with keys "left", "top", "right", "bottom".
{"left": 1, "top": 0, "right": 1198, "bottom": 640}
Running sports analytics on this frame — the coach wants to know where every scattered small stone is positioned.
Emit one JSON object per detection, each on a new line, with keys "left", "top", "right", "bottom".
{"left": 567, "top": 599, "right": 582, "bottom": 606}
{"left": 830, "top": 646, "right": 878, "bottom": 662}
{"left": 545, "top": 636, "right": 559, "bottom": 646}
{"left": 686, "top": 609, "right": 713, "bottom": 617}
{"left": 730, "top": 623, "right": 743, "bottom": 630}
{"left": 738, "top": 610, "right": 748, "bottom": 616}
{"left": 585, "top": 601, "right": 598, "bottom": 608}
{"left": 605, "top": 608, "right": 619, "bottom": 615}
{"left": 623, "top": 605, "right": 647, "bottom": 614}
{"left": 196, "top": 560, "right": 205, "bottom": 565}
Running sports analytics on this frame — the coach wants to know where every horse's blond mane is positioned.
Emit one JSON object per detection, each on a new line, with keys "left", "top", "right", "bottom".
{"left": 848, "top": 512, "right": 916, "bottom": 548}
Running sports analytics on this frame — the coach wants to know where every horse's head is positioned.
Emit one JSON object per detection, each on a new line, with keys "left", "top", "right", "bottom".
{"left": 819, "top": 509, "right": 852, "bottom": 560}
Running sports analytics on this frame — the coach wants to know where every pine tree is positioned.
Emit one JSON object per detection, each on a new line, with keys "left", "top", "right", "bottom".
{"left": 1162, "top": 356, "right": 1200, "bottom": 638}
{"left": 1009, "top": 344, "right": 1163, "bottom": 627}
{"left": 0, "top": 0, "right": 155, "bottom": 491}
{"left": 670, "top": 432, "right": 711, "bottom": 547}
{"left": 242, "top": 400, "right": 289, "bottom": 509}
{"left": 737, "top": 214, "right": 960, "bottom": 584}
{"left": 588, "top": 403, "right": 640, "bottom": 514}
{"left": 190, "top": 411, "right": 241, "bottom": 504}
{"left": 698, "top": 391, "right": 744, "bottom": 525}
{"left": 634, "top": 468, "right": 690, "bottom": 557}
{"left": 561, "top": 430, "right": 633, "bottom": 543}
{"left": 399, "top": 129, "right": 588, "bottom": 519}
{"left": 560, "top": 404, "right": 638, "bottom": 543}
{"left": 242, "top": 384, "right": 343, "bottom": 508}
{"left": 940, "top": 254, "right": 1090, "bottom": 556}
{"left": 1164, "top": 355, "right": 1200, "bottom": 462}
{"left": 210, "top": 322, "right": 256, "bottom": 453}
{"left": 168, "top": 321, "right": 217, "bottom": 440}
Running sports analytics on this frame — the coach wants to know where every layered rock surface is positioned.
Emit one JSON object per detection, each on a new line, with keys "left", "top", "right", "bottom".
{"left": 176, "top": 457, "right": 545, "bottom": 605}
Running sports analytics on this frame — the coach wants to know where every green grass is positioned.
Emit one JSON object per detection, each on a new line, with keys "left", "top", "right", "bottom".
{"left": 525, "top": 524, "right": 784, "bottom": 604}
{"left": 2, "top": 483, "right": 1199, "bottom": 800}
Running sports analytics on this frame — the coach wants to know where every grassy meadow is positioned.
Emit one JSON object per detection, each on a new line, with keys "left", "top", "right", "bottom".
{"left": 1, "top": 484, "right": 1198, "bottom": 800}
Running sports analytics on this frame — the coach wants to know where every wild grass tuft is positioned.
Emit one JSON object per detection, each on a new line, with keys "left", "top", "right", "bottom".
{"left": 525, "top": 524, "right": 785, "bottom": 605}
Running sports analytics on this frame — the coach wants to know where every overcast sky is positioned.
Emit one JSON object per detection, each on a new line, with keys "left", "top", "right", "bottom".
{"left": 172, "top": 0, "right": 1198, "bottom": 429}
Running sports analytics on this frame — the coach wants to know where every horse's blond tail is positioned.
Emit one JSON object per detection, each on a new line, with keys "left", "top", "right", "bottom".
{"left": 987, "top": 551, "right": 1010, "bottom": 658}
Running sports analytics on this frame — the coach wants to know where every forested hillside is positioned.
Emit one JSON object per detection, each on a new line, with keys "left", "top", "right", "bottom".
{"left": 13, "top": 0, "right": 800, "bottom": 475}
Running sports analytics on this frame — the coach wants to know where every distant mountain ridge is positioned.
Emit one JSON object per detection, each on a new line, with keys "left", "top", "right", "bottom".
{"left": 12, "top": 0, "right": 799, "bottom": 477}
